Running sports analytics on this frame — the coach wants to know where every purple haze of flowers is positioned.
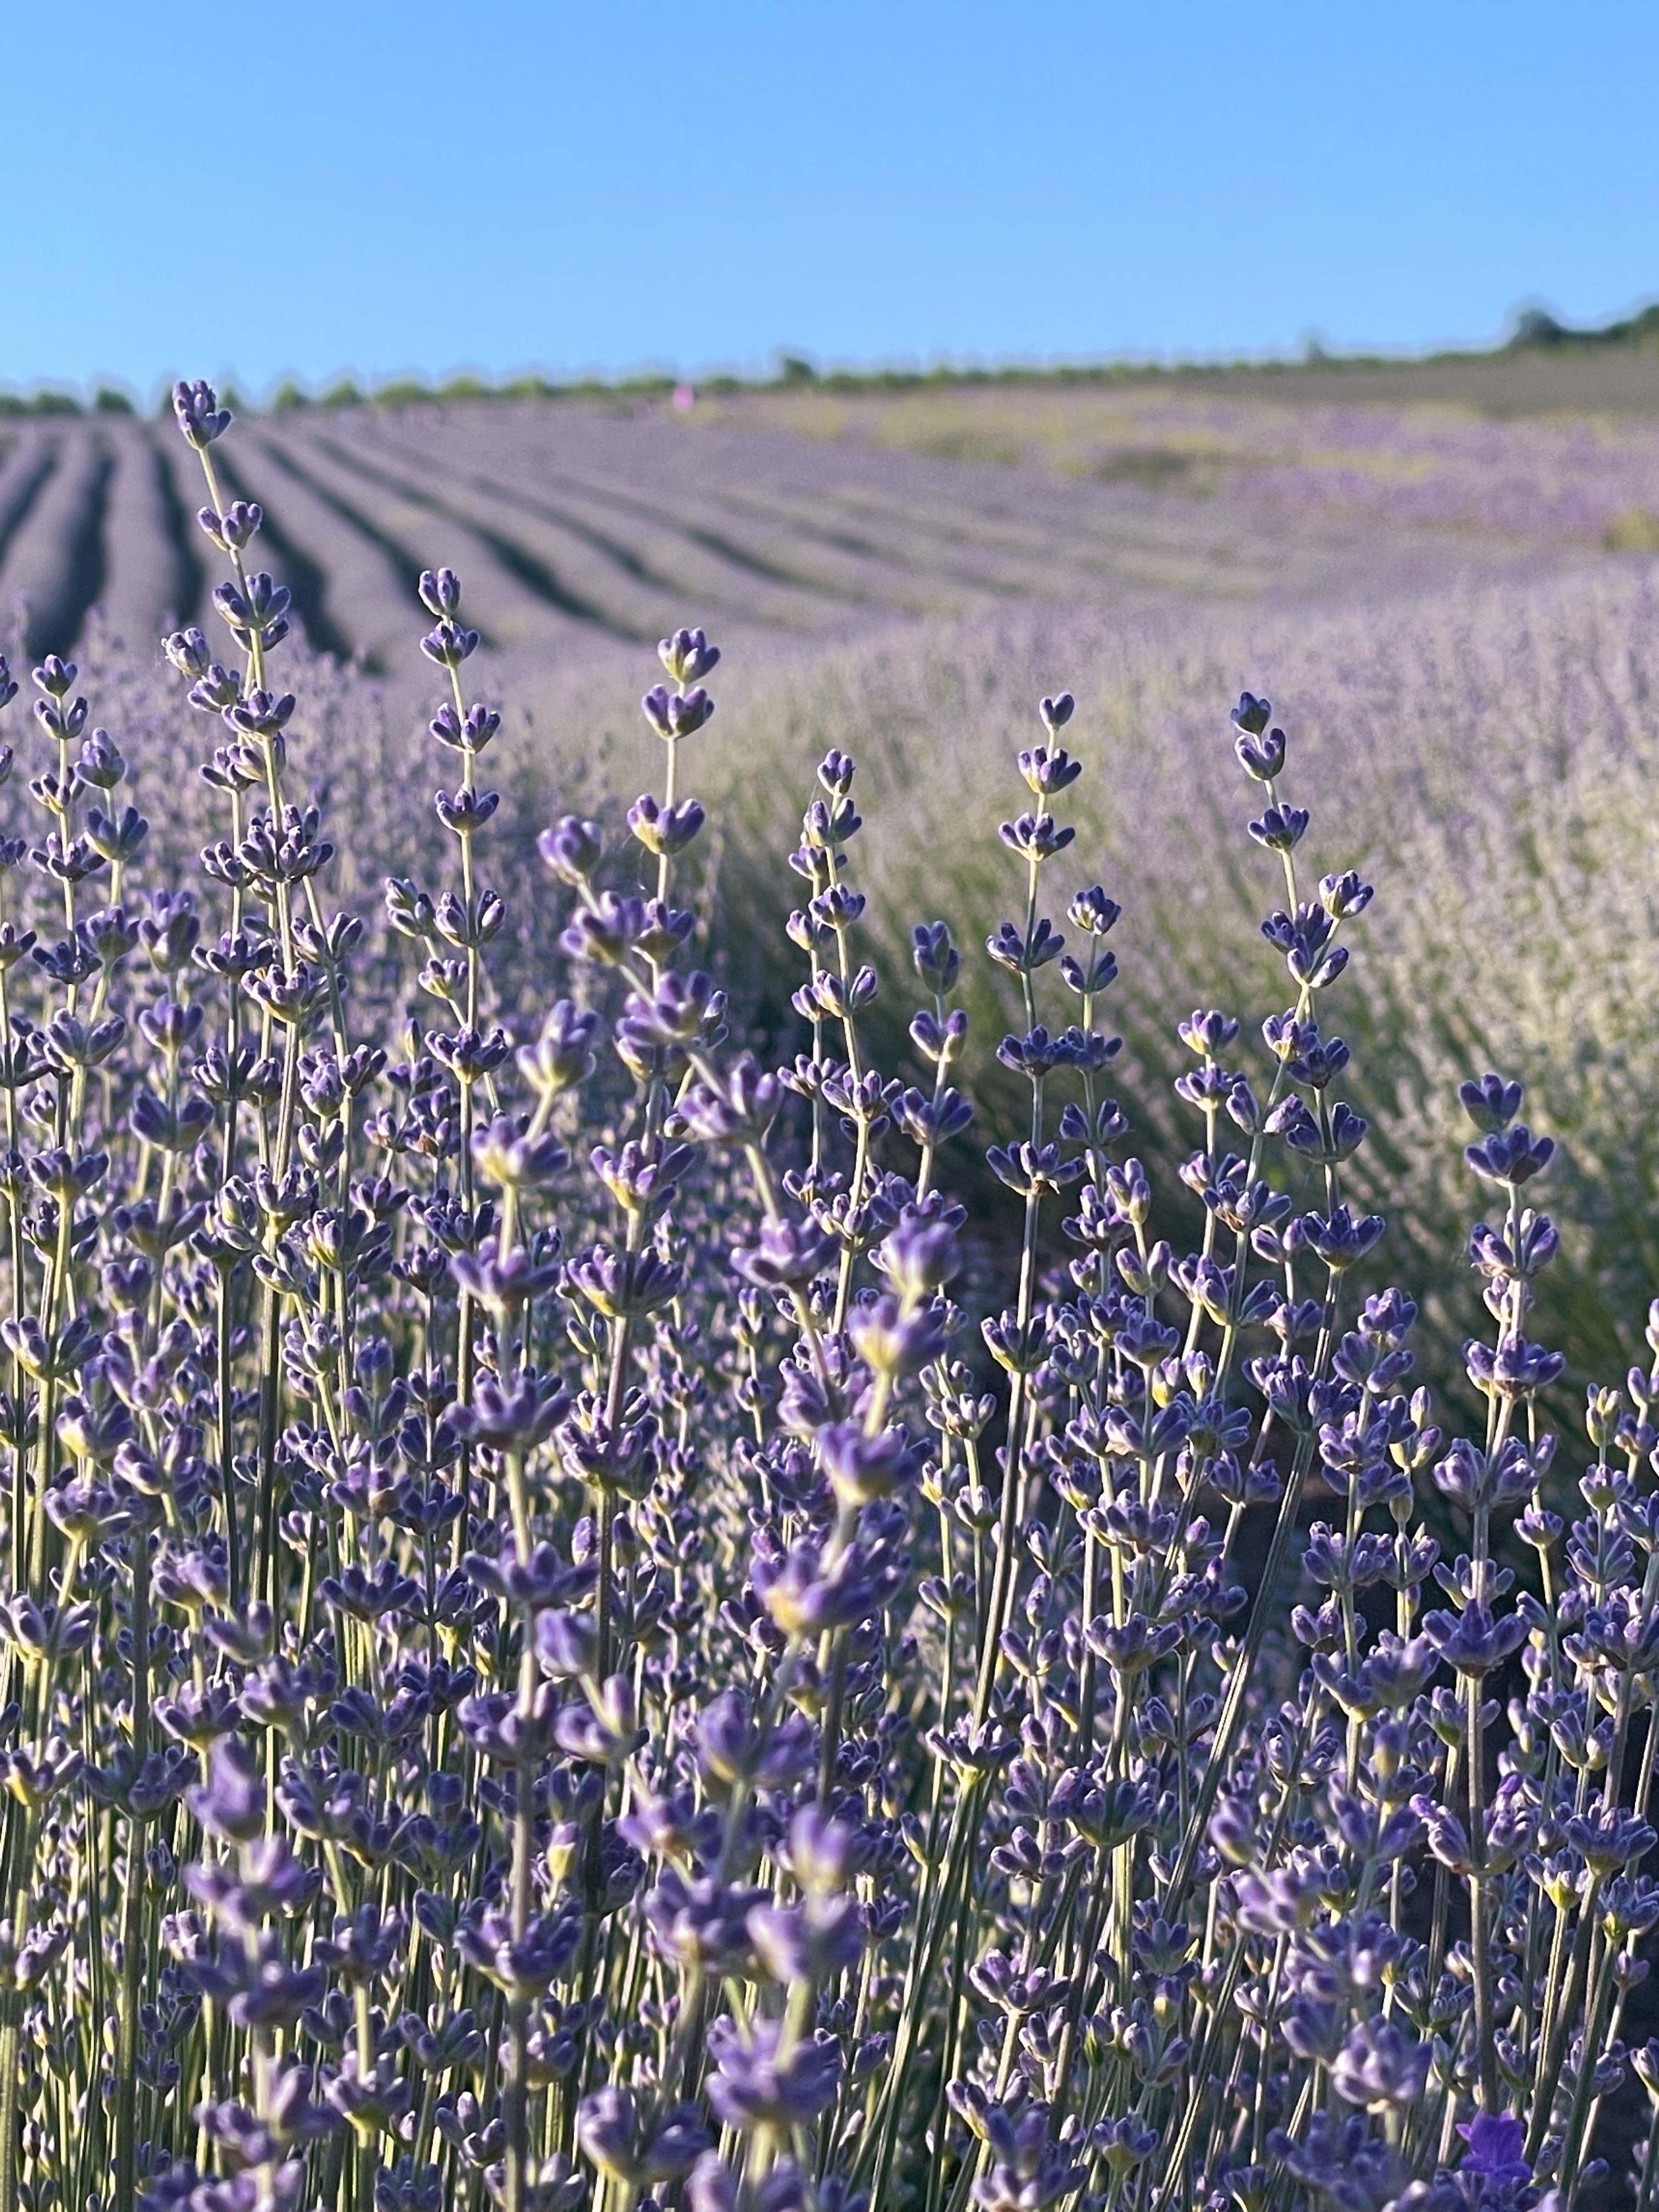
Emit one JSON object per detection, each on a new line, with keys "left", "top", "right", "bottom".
{"left": 0, "top": 379, "right": 1650, "bottom": 2212}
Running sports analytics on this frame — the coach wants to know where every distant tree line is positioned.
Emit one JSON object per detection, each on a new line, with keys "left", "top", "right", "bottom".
{"left": 3, "top": 297, "right": 1657, "bottom": 418}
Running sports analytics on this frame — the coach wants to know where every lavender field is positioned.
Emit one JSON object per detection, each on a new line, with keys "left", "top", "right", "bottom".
{"left": 4, "top": 377, "right": 1655, "bottom": 675}
{"left": 4, "top": 372, "right": 1659, "bottom": 2212}
{"left": 19, "top": 382, "right": 1659, "bottom": 1390}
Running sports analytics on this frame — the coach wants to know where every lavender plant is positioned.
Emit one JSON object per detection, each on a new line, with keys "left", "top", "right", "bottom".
{"left": 0, "top": 381, "right": 1654, "bottom": 2212}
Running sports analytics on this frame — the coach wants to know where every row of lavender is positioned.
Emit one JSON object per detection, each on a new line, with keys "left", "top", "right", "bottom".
{"left": 0, "top": 383, "right": 1651, "bottom": 2212}
{"left": 7, "top": 389, "right": 1659, "bottom": 672}
{"left": 0, "top": 405, "right": 1272, "bottom": 670}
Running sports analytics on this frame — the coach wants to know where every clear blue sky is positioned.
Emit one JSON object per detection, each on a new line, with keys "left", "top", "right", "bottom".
{"left": 5, "top": 1, "right": 1657, "bottom": 399}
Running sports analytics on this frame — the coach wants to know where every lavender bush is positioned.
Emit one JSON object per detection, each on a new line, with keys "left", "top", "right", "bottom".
{"left": 689, "top": 569, "right": 1659, "bottom": 1401}
{"left": 0, "top": 381, "right": 1654, "bottom": 2212}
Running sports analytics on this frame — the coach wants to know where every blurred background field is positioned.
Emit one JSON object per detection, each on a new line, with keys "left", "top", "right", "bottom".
{"left": 16, "top": 343, "right": 1659, "bottom": 674}
{"left": 9, "top": 346, "right": 1659, "bottom": 1400}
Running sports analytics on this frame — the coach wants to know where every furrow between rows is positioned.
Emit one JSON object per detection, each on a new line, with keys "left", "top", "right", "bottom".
{"left": 0, "top": 435, "right": 58, "bottom": 579}
{"left": 278, "top": 427, "right": 601, "bottom": 652}
{"left": 99, "top": 422, "right": 201, "bottom": 652}
{"left": 328, "top": 414, "right": 670, "bottom": 642}
{"left": 0, "top": 430, "right": 110, "bottom": 661}
{"left": 409, "top": 408, "right": 906, "bottom": 616}
{"left": 345, "top": 408, "right": 850, "bottom": 633}
{"left": 216, "top": 436, "right": 415, "bottom": 669}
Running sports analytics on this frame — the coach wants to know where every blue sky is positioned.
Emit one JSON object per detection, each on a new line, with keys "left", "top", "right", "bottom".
{"left": 5, "top": 1, "right": 1657, "bottom": 399}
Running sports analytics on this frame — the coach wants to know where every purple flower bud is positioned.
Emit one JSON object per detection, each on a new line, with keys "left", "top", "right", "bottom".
{"left": 1248, "top": 802, "right": 1309, "bottom": 851}
{"left": 704, "top": 2017, "right": 839, "bottom": 2131}
{"left": 1330, "top": 2017, "right": 1431, "bottom": 2110}
{"left": 732, "top": 1214, "right": 834, "bottom": 1291}
{"left": 658, "top": 626, "right": 721, "bottom": 685}
{"left": 163, "top": 627, "right": 212, "bottom": 680}
{"left": 1068, "top": 884, "right": 1121, "bottom": 935}
{"left": 747, "top": 1892, "right": 863, "bottom": 1984}
{"left": 450, "top": 1368, "right": 571, "bottom": 1452}
{"left": 1231, "top": 690, "right": 1271, "bottom": 736}
{"left": 1319, "top": 868, "right": 1373, "bottom": 919}
{"left": 577, "top": 2084, "right": 710, "bottom": 2188}
{"left": 1563, "top": 1804, "right": 1656, "bottom": 1874}
{"left": 628, "top": 792, "right": 706, "bottom": 856}
{"left": 873, "top": 1215, "right": 961, "bottom": 1300}
{"left": 560, "top": 891, "right": 647, "bottom": 965}
{"left": 1459, "top": 1070, "right": 1525, "bottom": 1133}
{"left": 185, "top": 1738, "right": 264, "bottom": 1843}
{"left": 688, "top": 2152, "right": 740, "bottom": 2212}
{"left": 1018, "top": 744, "right": 1082, "bottom": 797}
{"left": 1420, "top": 1599, "right": 1528, "bottom": 1677}
{"left": 911, "top": 919, "right": 960, "bottom": 993}
{"left": 420, "top": 618, "right": 479, "bottom": 668}
{"left": 782, "top": 1805, "right": 864, "bottom": 1893}
{"left": 1234, "top": 721, "right": 1287, "bottom": 781}
{"left": 173, "top": 378, "right": 232, "bottom": 448}
{"left": 679, "top": 1054, "right": 781, "bottom": 1146}
{"left": 804, "top": 752, "right": 851, "bottom": 806}
{"left": 641, "top": 684, "right": 715, "bottom": 740}
{"left": 419, "top": 568, "right": 464, "bottom": 618}
{"left": 512, "top": 1003, "right": 599, "bottom": 1103}
{"left": 32, "top": 654, "right": 76, "bottom": 699}
{"left": 1300, "top": 1204, "right": 1386, "bottom": 1273}
{"left": 197, "top": 501, "right": 262, "bottom": 553}
{"left": 537, "top": 817, "right": 605, "bottom": 890}
{"left": 1463, "top": 1334, "right": 1565, "bottom": 1399}
{"left": 224, "top": 688, "right": 295, "bottom": 740}
{"left": 1456, "top": 2112, "right": 1530, "bottom": 2185}
{"left": 848, "top": 1292, "right": 945, "bottom": 1378}
{"left": 816, "top": 1418, "right": 920, "bottom": 1504}
{"left": 697, "top": 1689, "right": 815, "bottom": 1793}
{"left": 998, "top": 810, "right": 1074, "bottom": 862}
{"left": 1177, "top": 1008, "right": 1240, "bottom": 1057}
{"left": 1464, "top": 1121, "right": 1554, "bottom": 1187}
